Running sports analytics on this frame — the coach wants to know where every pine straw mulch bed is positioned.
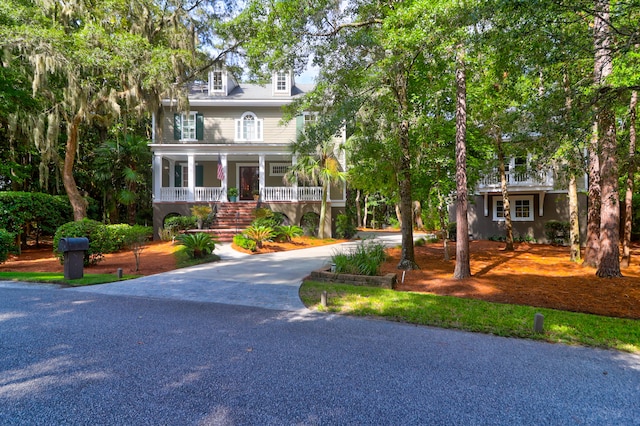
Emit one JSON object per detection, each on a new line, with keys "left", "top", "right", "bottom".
{"left": 383, "top": 240, "right": 640, "bottom": 320}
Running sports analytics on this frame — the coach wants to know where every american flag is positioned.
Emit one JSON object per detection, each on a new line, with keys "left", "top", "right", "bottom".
{"left": 217, "top": 154, "right": 225, "bottom": 181}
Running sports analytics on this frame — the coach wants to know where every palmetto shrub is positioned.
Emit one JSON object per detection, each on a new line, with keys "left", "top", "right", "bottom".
{"left": 176, "top": 232, "right": 218, "bottom": 258}
{"left": 233, "top": 233, "right": 257, "bottom": 252}
{"left": 274, "top": 225, "right": 303, "bottom": 242}
{"left": 331, "top": 240, "right": 388, "bottom": 276}
{"left": 244, "top": 225, "right": 275, "bottom": 248}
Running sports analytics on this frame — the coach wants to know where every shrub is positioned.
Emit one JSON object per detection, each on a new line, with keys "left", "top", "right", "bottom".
{"left": 447, "top": 222, "right": 457, "bottom": 241}
{"left": 53, "top": 219, "right": 114, "bottom": 265}
{"left": 164, "top": 215, "right": 197, "bottom": 234}
{"left": 335, "top": 213, "right": 357, "bottom": 239}
{"left": 176, "top": 233, "right": 218, "bottom": 258}
{"left": 331, "top": 241, "right": 387, "bottom": 276}
{"left": 244, "top": 225, "right": 275, "bottom": 248}
{"left": 191, "top": 205, "right": 213, "bottom": 229}
{"left": 233, "top": 233, "right": 257, "bottom": 252}
{"left": 0, "top": 229, "right": 16, "bottom": 264}
{"left": 274, "top": 225, "right": 303, "bottom": 242}
{"left": 301, "top": 212, "right": 320, "bottom": 237}
{"left": 545, "top": 220, "right": 570, "bottom": 245}
{"left": 252, "top": 208, "right": 284, "bottom": 228}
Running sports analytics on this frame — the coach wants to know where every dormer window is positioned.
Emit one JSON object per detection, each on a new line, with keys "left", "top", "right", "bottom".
{"left": 209, "top": 70, "right": 224, "bottom": 93}
{"left": 274, "top": 71, "right": 290, "bottom": 94}
{"left": 235, "top": 112, "right": 263, "bottom": 141}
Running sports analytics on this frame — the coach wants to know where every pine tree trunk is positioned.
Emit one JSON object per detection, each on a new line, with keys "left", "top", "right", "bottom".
{"left": 453, "top": 46, "right": 471, "bottom": 279}
{"left": 355, "top": 189, "right": 362, "bottom": 228}
{"left": 621, "top": 90, "right": 637, "bottom": 268}
{"left": 569, "top": 173, "right": 581, "bottom": 262}
{"left": 583, "top": 122, "right": 601, "bottom": 267}
{"left": 397, "top": 118, "right": 417, "bottom": 270}
{"left": 63, "top": 114, "right": 88, "bottom": 221}
{"left": 497, "top": 136, "right": 514, "bottom": 251}
{"left": 594, "top": 0, "right": 621, "bottom": 277}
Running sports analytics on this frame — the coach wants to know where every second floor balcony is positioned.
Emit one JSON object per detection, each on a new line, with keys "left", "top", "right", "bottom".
{"left": 478, "top": 169, "right": 554, "bottom": 192}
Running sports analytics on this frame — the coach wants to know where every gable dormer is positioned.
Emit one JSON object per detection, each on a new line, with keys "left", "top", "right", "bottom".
{"left": 208, "top": 68, "right": 238, "bottom": 96}
{"left": 272, "top": 70, "right": 294, "bottom": 96}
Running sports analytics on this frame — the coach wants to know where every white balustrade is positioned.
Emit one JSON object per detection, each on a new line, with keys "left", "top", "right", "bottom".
{"left": 479, "top": 170, "right": 553, "bottom": 189}
{"left": 298, "top": 187, "right": 323, "bottom": 201}
{"left": 158, "top": 186, "right": 323, "bottom": 202}
{"left": 195, "top": 187, "right": 223, "bottom": 202}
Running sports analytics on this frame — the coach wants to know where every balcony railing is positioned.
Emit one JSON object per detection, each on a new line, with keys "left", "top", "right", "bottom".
{"left": 156, "top": 186, "right": 323, "bottom": 202}
{"left": 478, "top": 170, "right": 553, "bottom": 189}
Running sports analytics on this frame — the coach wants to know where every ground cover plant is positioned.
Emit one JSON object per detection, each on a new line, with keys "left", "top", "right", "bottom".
{"left": 0, "top": 271, "right": 139, "bottom": 286}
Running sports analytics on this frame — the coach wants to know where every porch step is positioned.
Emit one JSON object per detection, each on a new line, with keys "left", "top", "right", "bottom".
{"left": 207, "top": 202, "right": 257, "bottom": 241}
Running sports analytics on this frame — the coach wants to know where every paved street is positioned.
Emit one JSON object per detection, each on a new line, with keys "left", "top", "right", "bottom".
{"left": 1, "top": 234, "right": 639, "bottom": 424}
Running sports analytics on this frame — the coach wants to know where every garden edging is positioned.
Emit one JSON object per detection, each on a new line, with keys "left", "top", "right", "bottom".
{"left": 310, "top": 267, "right": 396, "bottom": 289}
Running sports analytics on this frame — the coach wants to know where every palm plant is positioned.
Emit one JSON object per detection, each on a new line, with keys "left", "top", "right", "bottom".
{"left": 176, "top": 232, "right": 218, "bottom": 258}
{"left": 244, "top": 225, "right": 275, "bottom": 248}
{"left": 274, "top": 225, "right": 304, "bottom": 242}
{"left": 286, "top": 138, "right": 346, "bottom": 239}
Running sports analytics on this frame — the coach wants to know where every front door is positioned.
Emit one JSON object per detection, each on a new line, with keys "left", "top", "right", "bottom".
{"left": 239, "top": 166, "right": 259, "bottom": 200}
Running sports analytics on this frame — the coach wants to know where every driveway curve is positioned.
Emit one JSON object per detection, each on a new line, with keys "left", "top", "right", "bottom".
{"left": 68, "top": 232, "right": 412, "bottom": 310}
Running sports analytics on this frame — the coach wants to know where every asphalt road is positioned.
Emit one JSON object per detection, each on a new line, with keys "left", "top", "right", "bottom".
{"left": 2, "top": 284, "right": 639, "bottom": 425}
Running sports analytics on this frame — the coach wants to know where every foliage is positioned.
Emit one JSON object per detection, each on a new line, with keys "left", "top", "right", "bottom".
{"left": 164, "top": 216, "right": 197, "bottom": 234}
{"left": 0, "top": 271, "right": 139, "bottom": 286}
{"left": 191, "top": 205, "right": 213, "bottom": 229}
{"left": 0, "top": 229, "right": 16, "bottom": 264}
{"left": 447, "top": 222, "right": 457, "bottom": 241}
{"left": 335, "top": 214, "right": 357, "bottom": 239}
{"left": 227, "top": 187, "right": 239, "bottom": 197}
{"left": 545, "top": 221, "right": 570, "bottom": 245}
{"left": 243, "top": 225, "right": 275, "bottom": 248}
{"left": 176, "top": 233, "right": 218, "bottom": 259}
{"left": 331, "top": 241, "right": 387, "bottom": 276}
{"left": 53, "top": 219, "right": 115, "bottom": 265}
{"left": 233, "top": 233, "right": 257, "bottom": 252}
{"left": 274, "top": 225, "right": 303, "bottom": 242}
{"left": 301, "top": 212, "right": 320, "bottom": 237}
{"left": 252, "top": 208, "right": 285, "bottom": 228}
{"left": 299, "top": 282, "right": 640, "bottom": 353}
{"left": 0, "top": 192, "right": 73, "bottom": 244}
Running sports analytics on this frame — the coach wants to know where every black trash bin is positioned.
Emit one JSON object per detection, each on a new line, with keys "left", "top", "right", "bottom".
{"left": 58, "top": 237, "right": 89, "bottom": 280}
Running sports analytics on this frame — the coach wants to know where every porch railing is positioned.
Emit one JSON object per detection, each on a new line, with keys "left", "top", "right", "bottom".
{"left": 479, "top": 170, "right": 553, "bottom": 189}
{"left": 157, "top": 186, "right": 323, "bottom": 202}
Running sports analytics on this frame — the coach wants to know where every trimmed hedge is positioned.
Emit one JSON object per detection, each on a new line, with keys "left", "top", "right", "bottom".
{"left": 0, "top": 229, "right": 16, "bottom": 264}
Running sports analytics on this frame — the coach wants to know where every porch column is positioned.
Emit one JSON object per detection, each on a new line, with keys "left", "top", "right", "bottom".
{"left": 169, "top": 159, "right": 176, "bottom": 188}
{"left": 259, "top": 154, "right": 266, "bottom": 197}
{"left": 188, "top": 154, "right": 195, "bottom": 201}
{"left": 291, "top": 155, "right": 298, "bottom": 202}
{"left": 221, "top": 154, "right": 228, "bottom": 200}
{"left": 153, "top": 154, "right": 162, "bottom": 201}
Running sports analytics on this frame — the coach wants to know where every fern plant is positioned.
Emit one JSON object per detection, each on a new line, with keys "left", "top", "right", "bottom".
{"left": 176, "top": 232, "right": 218, "bottom": 258}
{"left": 244, "top": 225, "right": 275, "bottom": 248}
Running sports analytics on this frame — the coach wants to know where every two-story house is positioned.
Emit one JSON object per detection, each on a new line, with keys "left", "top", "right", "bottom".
{"left": 454, "top": 156, "right": 588, "bottom": 243}
{"left": 149, "top": 70, "right": 346, "bottom": 239}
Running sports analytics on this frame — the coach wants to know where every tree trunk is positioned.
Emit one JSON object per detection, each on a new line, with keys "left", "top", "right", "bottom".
{"left": 413, "top": 201, "right": 424, "bottom": 230}
{"left": 63, "top": 114, "right": 88, "bottom": 221}
{"left": 569, "top": 173, "right": 581, "bottom": 262}
{"left": 397, "top": 118, "right": 417, "bottom": 270}
{"left": 621, "top": 90, "right": 637, "bottom": 268}
{"left": 319, "top": 180, "right": 329, "bottom": 239}
{"left": 355, "top": 189, "right": 362, "bottom": 228}
{"left": 583, "top": 122, "right": 601, "bottom": 267}
{"left": 363, "top": 194, "right": 369, "bottom": 228}
{"left": 497, "top": 135, "right": 514, "bottom": 251}
{"left": 453, "top": 46, "right": 471, "bottom": 279}
{"left": 437, "top": 190, "right": 450, "bottom": 261}
{"left": 395, "top": 204, "right": 402, "bottom": 229}
{"left": 594, "top": 0, "right": 621, "bottom": 278}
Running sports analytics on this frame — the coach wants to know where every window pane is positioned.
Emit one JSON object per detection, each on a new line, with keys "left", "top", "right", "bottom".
{"left": 212, "top": 71, "right": 223, "bottom": 91}
{"left": 276, "top": 72, "right": 287, "bottom": 91}
{"left": 182, "top": 113, "right": 196, "bottom": 139}
{"left": 496, "top": 200, "right": 504, "bottom": 218}
{"left": 243, "top": 114, "right": 255, "bottom": 140}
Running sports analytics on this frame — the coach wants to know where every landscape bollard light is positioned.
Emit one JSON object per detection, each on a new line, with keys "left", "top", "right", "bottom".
{"left": 117, "top": 268, "right": 123, "bottom": 279}
{"left": 321, "top": 291, "right": 328, "bottom": 307}
{"left": 534, "top": 313, "right": 544, "bottom": 333}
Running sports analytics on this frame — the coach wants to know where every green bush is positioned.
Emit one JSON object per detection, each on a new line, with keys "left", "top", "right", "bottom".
{"left": 252, "top": 208, "right": 285, "bottom": 228}
{"left": 108, "top": 224, "right": 153, "bottom": 250}
{"left": 0, "top": 229, "right": 16, "bottom": 264}
{"left": 176, "top": 232, "right": 218, "bottom": 258}
{"left": 447, "top": 222, "right": 457, "bottom": 241}
{"left": 274, "top": 225, "right": 304, "bottom": 242}
{"left": 335, "top": 213, "right": 357, "bottom": 239}
{"left": 53, "top": 219, "right": 114, "bottom": 265}
{"left": 233, "top": 233, "right": 257, "bottom": 252}
{"left": 164, "top": 216, "right": 197, "bottom": 234}
{"left": 301, "top": 212, "right": 320, "bottom": 237}
{"left": 545, "top": 220, "right": 569, "bottom": 245}
{"left": 331, "top": 240, "right": 388, "bottom": 276}
{"left": 244, "top": 225, "right": 275, "bottom": 248}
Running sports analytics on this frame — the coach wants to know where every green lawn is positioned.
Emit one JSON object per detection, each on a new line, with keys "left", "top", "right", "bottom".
{"left": 0, "top": 271, "right": 139, "bottom": 286}
{"left": 300, "top": 281, "right": 640, "bottom": 353}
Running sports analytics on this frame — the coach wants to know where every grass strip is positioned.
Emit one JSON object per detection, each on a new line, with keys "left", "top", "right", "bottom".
{"left": 0, "top": 271, "right": 139, "bottom": 286}
{"left": 300, "top": 281, "right": 640, "bottom": 354}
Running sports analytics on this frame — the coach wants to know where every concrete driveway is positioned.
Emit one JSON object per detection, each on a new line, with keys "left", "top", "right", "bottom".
{"left": 67, "top": 232, "right": 411, "bottom": 310}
